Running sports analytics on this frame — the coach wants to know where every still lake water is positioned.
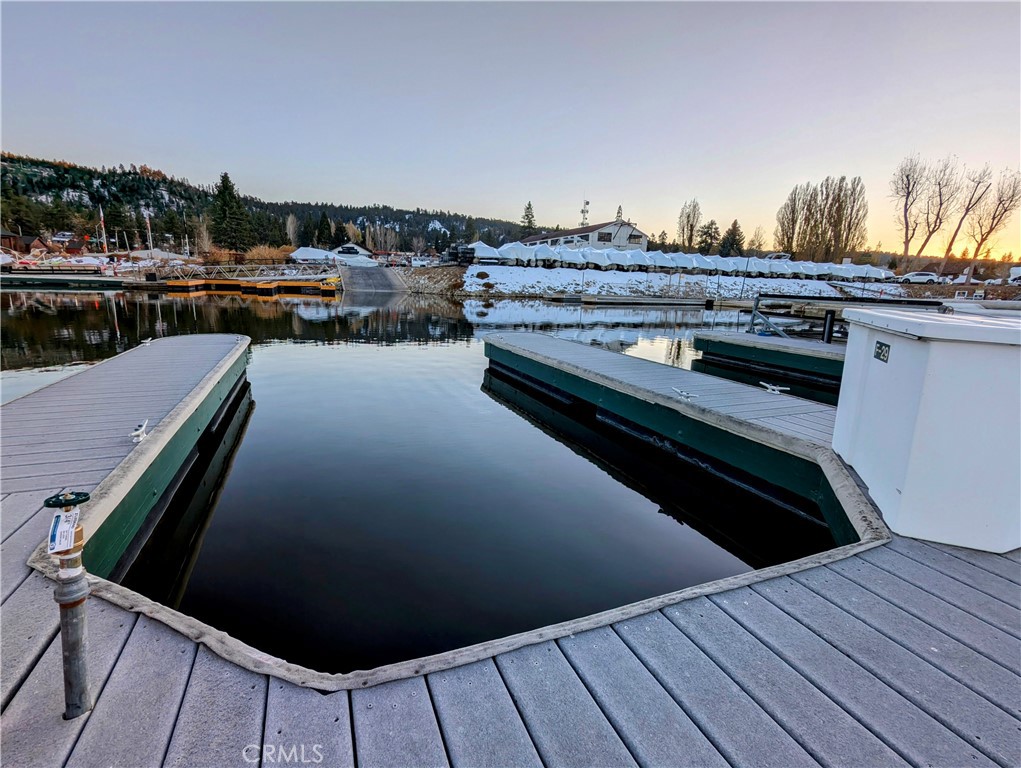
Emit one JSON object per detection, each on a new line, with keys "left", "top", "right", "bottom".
{"left": 1, "top": 290, "right": 829, "bottom": 672}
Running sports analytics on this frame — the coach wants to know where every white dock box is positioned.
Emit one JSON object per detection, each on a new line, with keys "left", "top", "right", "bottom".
{"left": 833, "top": 309, "right": 1021, "bottom": 553}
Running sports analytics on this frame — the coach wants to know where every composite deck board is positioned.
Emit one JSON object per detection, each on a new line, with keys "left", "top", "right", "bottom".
{"left": 264, "top": 681, "right": 354, "bottom": 768}
{"left": 0, "top": 602, "right": 136, "bottom": 768}
{"left": 860, "top": 547, "right": 1021, "bottom": 638}
{"left": 0, "top": 572, "right": 60, "bottom": 709}
{"left": 428, "top": 658, "right": 542, "bottom": 768}
{"left": 163, "top": 645, "right": 267, "bottom": 768}
{"left": 927, "top": 542, "right": 1021, "bottom": 584}
{"left": 351, "top": 676, "right": 449, "bottom": 768}
{"left": 1, "top": 469, "right": 110, "bottom": 496}
{"left": 495, "top": 640, "right": 638, "bottom": 768}
{"left": 614, "top": 610, "right": 818, "bottom": 768}
{"left": 693, "top": 331, "right": 847, "bottom": 360}
{"left": 1003, "top": 549, "right": 1021, "bottom": 563}
{"left": 66, "top": 616, "right": 197, "bottom": 768}
{"left": 0, "top": 487, "right": 61, "bottom": 543}
{"left": 790, "top": 566, "right": 1021, "bottom": 718}
{"left": 558, "top": 625, "right": 729, "bottom": 768}
{"left": 752, "top": 577, "right": 1021, "bottom": 766}
{"left": 826, "top": 556, "right": 1021, "bottom": 672}
{"left": 886, "top": 536, "right": 1021, "bottom": 605}
{"left": 710, "top": 587, "right": 997, "bottom": 767}
{"left": 663, "top": 597, "right": 907, "bottom": 767}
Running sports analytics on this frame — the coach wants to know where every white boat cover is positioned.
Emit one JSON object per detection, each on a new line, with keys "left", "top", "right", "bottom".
{"left": 468, "top": 241, "right": 503, "bottom": 260}
{"left": 670, "top": 253, "right": 696, "bottom": 270}
{"left": 498, "top": 242, "right": 534, "bottom": 266}
{"left": 646, "top": 250, "right": 675, "bottom": 270}
{"left": 579, "top": 247, "right": 612, "bottom": 269}
{"left": 607, "top": 250, "right": 631, "bottom": 269}
{"left": 532, "top": 244, "right": 560, "bottom": 265}
{"left": 290, "top": 247, "right": 339, "bottom": 263}
{"left": 554, "top": 245, "right": 586, "bottom": 267}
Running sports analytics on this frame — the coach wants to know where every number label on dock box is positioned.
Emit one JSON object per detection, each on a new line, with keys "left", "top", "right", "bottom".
{"left": 874, "top": 341, "right": 891, "bottom": 363}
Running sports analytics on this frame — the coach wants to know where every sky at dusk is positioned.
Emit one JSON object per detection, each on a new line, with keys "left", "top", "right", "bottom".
{"left": 2, "top": 1, "right": 1019, "bottom": 256}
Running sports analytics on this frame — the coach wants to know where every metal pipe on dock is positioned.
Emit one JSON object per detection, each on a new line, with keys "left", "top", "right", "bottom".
{"left": 44, "top": 491, "right": 93, "bottom": 719}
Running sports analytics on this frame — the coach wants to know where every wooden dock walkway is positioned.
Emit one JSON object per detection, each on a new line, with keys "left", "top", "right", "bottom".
{"left": 2, "top": 333, "right": 1019, "bottom": 768}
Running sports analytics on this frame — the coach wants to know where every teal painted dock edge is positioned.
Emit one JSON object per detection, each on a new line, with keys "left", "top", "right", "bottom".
{"left": 485, "top": 339, "right": 858, "bottom": 545}
{"left": 693, "top": 333, "right": 846, "bottom": 378}
{"left": 85, "top": 350, "right": 249, "bottom": 578}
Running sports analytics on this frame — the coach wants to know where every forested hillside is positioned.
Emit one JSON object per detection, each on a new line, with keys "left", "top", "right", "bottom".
{"left": 0, "top": 153, "right": 522, "bottom": 251}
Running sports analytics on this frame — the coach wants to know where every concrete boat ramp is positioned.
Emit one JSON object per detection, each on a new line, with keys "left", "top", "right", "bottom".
{"left": 2, "top": 333, "right": 1020, "bottom": 767}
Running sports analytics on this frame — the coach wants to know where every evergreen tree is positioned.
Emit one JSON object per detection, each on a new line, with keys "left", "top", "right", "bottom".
{"left": 299, "top": 214, "right": 316, "bottom": 247}
{"left": 616, "top": 205, "right": 623, "bottom": 222}
{"left": 520, "top": 202, "right": 537, "bottom": 237}
{"left": 696, "top": 220, "right": 721, "bottom": 255}
{"left": 329, "top": 220, "right": 349, "bottom": 248}
{"left": 209, "top": 172, "right": 253, "bottom": 250}
{"left": 718, "top": 220, "right": 745, "bottom": 257}
{"left": 464, "top": 216, "right": 478, "bottom": 243}
{"left": 314, "top": 212, "right": 331, "bottom": 248}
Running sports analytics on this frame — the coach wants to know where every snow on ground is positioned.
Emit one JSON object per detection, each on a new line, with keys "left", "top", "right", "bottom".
{"left": 462, "top": 265, "right": 906, "bottom": 300}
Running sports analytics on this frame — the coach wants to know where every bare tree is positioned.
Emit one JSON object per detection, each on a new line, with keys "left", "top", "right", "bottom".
{"left": 676, "top": 199, "right": 701, "bottom": 251}
{"left": 411, "top": 235, "right": 426, "bottom": 255}
{"left": 910, "top": 155, "right": 962, "bottom": 258}
{"left": 343, "top": 221, "right": 362, "bottom": 244}
{"left": 366, "top": 222, "right": 399, "bottom": 253}
{"left": 774, "top": 183, "right": 807, "bottom": 255}
{"left": 746, "top": 226, "right": 766, "bottom": 255}
{"left": 194, "top": 215, "right": 213, "bottom": 254}
{"left": 965, "top": 169, "right": 1021, "bottom": 280}
{"left": 285, "top": 213, "right": 299, "bottom": 247}
{"left": 890, "top": 155, "right": 928, "bottom": 259}
{"left": 942, "top": 164, "right": 992, "bottom": 259}
{"left": 828, "top": 176, "right": 868, "bottom": 260}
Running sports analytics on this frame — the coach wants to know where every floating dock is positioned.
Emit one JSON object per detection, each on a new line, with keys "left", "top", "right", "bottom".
{"left": 166, "top": 277, "right": 339, "bottom": 299}
{"left": 1, "top": 332, "right": 1019, "bottom": 767}
{"left": 692, "top": 330, "right": 845, "bottom": 404}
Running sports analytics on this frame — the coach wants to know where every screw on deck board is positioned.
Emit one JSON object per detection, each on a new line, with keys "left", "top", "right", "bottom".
{"left": 43, "top": 491, "right": 93, "bottom": 719}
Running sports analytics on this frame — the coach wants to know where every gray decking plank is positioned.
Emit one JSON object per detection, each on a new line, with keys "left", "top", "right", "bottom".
{"left": 827, "top": 556, "right": 1021, "bottom": 672}
{"left": 1, "top": 488, "right": 60, "bottom": 543}
{"left": 1, "top": 502, "right": 78, "bottom": 602}
{"left": 1, "top": 448, "right": 128, "bottom": 469}
{"left": 1, "top": 455, "right": 124, "bottom": 483}
{"left": 2, "top": 437, "right": 131, "bottom": 459}
{"left": 751, "top": 578, "right": 1019, "bottom": 767}
{"left": 0, "top": 602, "right": 137, "bottom": 768}
{"left": 263, "top": 680, "right": 354, "bottom": 768}
{"left": 495, "top": 639, "right": 638, "bottom": 768}
{"left": 664, "top": 597, "right": 907, "bottom": 767}
{"left": 1, "top": 470, "right": 109, "bottom": 495}
{"left": 1003, "top": 549, "right": 1021, "bottom": 563}
{"left": 791, "top": 565, "right": 1021, "bottom": 718}
{"left": 351, "top": 676, "right": 449, "bottom": 768}
{"left": 887, "top": 537, "right": 1021, "bottom": 604}
{"left": 614, "top": 610, "right": 816, "bottom": 768}
{"left": 559, "top": 625, "right": 728, "bottom": 768}
{"left": 66, "top": 615, "right": 197, "bottom": 768}
{"left": 428, "top": 658, "right": 542, "bottom": 768}
{"left": 861, "top": 547, "right": 1021, "bottom": 638}
{"left": 711, "top": 586, "right": 996, "bottom": 767}
{"left": 926, "top": 542, "right": 1021, "bottom": 585}
{"left": 0, "top": 572, "right": 59, "bottom": 709}
{"left": 163, "top": 645, "right": 268, "bottom": 768}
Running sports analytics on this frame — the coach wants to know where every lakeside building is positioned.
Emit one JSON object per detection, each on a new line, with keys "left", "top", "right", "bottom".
{"left": 521, "top": 220, "right": 649, "bottom": 252}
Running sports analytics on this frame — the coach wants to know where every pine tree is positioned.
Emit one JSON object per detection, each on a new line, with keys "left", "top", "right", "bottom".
{"left": 330, "top": 220, "right": 349, "bottom": 248}
{"left": 616, "top": 205, "right": 623, "bottom": 222}
{"left": 299, "top": 214, "right": 316, "bottom": 247}
{"left": 718, "top": 220, "right": 745, "bottom": 257}
{"left": 209, "top": 172, "right": 253, "bottom": 251}
{"left": 314, "top": 212, "right": 331, "bottom": 248}
{"left": 520, "top": 202, "right": 537, "bottom": 237}
{"left": 696, "top": 220, "right": 721, "bottom": 255}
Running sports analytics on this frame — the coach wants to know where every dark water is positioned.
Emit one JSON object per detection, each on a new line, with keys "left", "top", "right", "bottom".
{"left": 1, "top": 290, "right": 833, "bottom": 673}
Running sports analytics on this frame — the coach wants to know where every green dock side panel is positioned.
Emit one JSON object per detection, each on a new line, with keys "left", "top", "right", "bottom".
{"left": 485, "top": 344, "right": 859, "bottom": 546}
{"left": 84, "top": 352, "right": 249, "bottom": 578}
{"left": 693, "top": 337, "right": 845, "bottom": 379}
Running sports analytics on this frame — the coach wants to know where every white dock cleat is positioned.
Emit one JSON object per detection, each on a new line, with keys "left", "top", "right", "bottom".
{"left": 760, "top": 382, "right": 791, "bottom": 395}
{"left": 130, "top": 419, "right": 149, "bottom": 443}
{"left": 671, "top": 387, "right": 699, "bottom": 401}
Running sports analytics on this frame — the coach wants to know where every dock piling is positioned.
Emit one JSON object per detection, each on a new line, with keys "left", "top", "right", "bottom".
{"left": 44, "top": 491, "right": 93, "bottom": 719}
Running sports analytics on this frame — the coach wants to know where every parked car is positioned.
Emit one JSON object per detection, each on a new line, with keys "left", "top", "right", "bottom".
{"left": 900, "top": 271, "right": 941, "bottom": 284}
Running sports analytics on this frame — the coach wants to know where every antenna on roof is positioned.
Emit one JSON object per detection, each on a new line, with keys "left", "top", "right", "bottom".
{"left": 580, "top": 198, "right": 590, "bottom": 227}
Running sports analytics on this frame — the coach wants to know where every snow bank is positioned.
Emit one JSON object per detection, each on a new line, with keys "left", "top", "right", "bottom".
{"left": 462, "top": 265, "right": 907, "bottom": 299}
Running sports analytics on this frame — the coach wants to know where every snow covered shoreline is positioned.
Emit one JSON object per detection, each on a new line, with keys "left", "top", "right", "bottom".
{"left": 459, "top": 264, "right": 907, "bottom": 300}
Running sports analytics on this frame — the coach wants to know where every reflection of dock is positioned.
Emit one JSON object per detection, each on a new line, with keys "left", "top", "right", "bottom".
{"left": 2, "top": 333, "right": 1018, "bottom": 767}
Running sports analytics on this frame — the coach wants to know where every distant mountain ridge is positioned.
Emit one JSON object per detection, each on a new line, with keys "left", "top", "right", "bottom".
{"left": 0, "top": 152, "right": 521, "bottom": 248}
